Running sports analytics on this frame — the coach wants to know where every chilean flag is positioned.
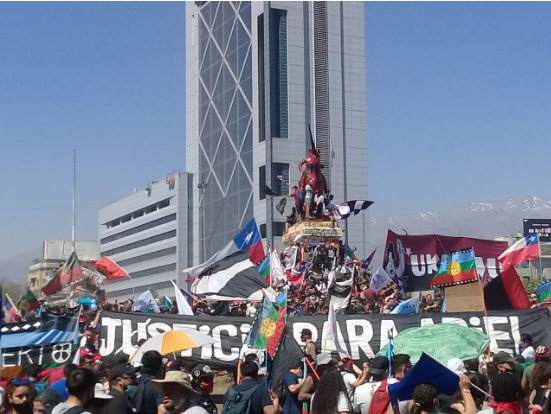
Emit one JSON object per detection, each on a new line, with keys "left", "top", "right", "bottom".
{"left": 232, "top": 218, "right": 265, "bottom": 265}
{"left": 499, "top": 233, "right": 540, "bottom": 268}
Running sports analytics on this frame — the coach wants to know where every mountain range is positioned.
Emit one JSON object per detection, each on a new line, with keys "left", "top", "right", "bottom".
{"left": 1, "top": 195, "right": 550, "bottom": 287}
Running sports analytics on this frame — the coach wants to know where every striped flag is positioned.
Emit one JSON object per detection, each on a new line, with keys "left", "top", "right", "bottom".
{"left": 334, "top": 199, "right": 373, "bottom": 220}
{"left": 257, "top": 256, "right": 270, "bottom": 285}
{"left": 191, "top": 250, "right": 269, "bottom": 300}
{"left": 42, "top": 252, "right": 84, "bottom": 296}
{"left": 180, "top": 287, "right": 196, "bottom": 306}
{"left": 164, "top": 296, "right": 173, "bottom": 308}
{"left": 361, "top": 248, "right": 377, "bottom": 269}
{"left": 5, "top": 293, "right": 18, "bottom": 322}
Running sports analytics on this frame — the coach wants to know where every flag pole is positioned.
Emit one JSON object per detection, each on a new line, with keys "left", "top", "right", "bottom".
{"left": 72, "top": 149, "right": 76, "bottom": 253}
{"left": 539, "top": 235, "right": 544, "bottom": 283}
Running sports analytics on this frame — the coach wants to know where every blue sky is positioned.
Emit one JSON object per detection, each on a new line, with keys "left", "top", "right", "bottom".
{"left": 1, "top": 2, "right": 550, "bottom": 260}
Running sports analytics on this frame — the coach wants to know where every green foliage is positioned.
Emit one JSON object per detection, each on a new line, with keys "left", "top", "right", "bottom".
{"left": 1, "top": 281, "right": 25, "bottom": 302}
{"left": 523, "top": 279, "right": 539, "bottom": 296}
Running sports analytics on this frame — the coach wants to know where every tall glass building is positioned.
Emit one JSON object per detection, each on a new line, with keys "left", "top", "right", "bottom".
{"left": 186, "top": 1, "right": 369, "bottom": 263}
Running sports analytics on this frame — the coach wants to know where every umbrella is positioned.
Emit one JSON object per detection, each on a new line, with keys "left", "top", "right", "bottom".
{"left": 377, "top": 323, "right": 490, "bottom": 364}
{"left": 130, "top": 329, "right": 215, "bottom": 363}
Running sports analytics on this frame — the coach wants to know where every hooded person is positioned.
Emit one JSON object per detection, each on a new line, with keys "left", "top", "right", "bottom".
{"left": 151, "top": 371, "right": 207, "bottom": 414}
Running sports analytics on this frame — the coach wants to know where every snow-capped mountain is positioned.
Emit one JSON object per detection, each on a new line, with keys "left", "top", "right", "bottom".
{"left": 368, "top": 195, "right": 551, "bottom": 264}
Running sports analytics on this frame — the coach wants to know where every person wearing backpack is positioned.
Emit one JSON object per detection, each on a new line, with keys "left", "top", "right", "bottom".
{"left": 133, "top": 351, "right": 166, "bottom": 414}
{"left": 222, "top": 361, "right": 279, "bottom": 414}
{"left": 352, "top": 356, "right": 390, "bottom": 414}
{"left": 51, "top": 368, "right": 98, "bottom": 414}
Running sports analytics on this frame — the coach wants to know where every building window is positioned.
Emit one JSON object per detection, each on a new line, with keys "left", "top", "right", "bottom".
{"left": 272, "top": 222, "right": 286, "bottom": 237}
{"left": 272, "top": 163, "right": 290, "bottom": 195}
{"left": 259, "top": 165, "right": 266, "bottom": 200}
{"left": 270, "top": 9, "right": 288, "bottom": 139}
{"left": 168, "top": 183, "right": 175, "bottom": 190}
{"left": 260, "top": 223, "right": 267, "bottom": 239}
{"left": 258, "top": 13, "right": 265, "bottom": 142}
{"left": 101, "top": 230, "right": 177, "bottom": 256}
{"left": 103, "top": 198, "right": 172, "bottom": 229}
{"left": 101, "top": 214, "right": 177, "bottom": 245}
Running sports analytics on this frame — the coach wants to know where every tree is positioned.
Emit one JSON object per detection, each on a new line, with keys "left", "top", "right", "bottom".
{"left": 2, "top": 281, "right": 24, "bottom": 303}
{"left": 523, "top": 279, "right": 538, "bottom": 296}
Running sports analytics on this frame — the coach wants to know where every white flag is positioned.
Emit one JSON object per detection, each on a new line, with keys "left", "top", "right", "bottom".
{"left": 390, "top": 295, "right": 420, "bottom": 314}
{"left": 133, "top": 290, "right": 160, "bottom": 313}
{"left": 325, "top": 303, "right": 349, "bottom": 357}
{"left": 369, "top": 266, "right": 394, "bottom": 292}
{"left": 171, "top": 280, "right": 194, "bottom": 316}
{"left": 270, "top": 247, "right": 286, "bottom": 288}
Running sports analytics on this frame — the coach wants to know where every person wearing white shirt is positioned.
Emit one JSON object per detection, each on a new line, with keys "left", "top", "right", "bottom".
{"left": 520, "top": 333, "right": 536, "bottom": 363}
{"left": 353, "top": 356, "right": 392, "bottom": 414}
{"left": 339, "top": 358, "right": 369, "bottom": 402}
{"left": 246, "top": 302, "right": 258, "bottom": 318}
{"left": 237, "top": 344, "right": 265, "bottom": 383}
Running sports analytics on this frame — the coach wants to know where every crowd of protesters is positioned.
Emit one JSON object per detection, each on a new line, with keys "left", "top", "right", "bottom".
{"left": 2, "top": 321, "right": 551, "bottom": 414}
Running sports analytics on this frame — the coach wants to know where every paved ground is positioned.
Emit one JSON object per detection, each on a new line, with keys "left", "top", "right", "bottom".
{"left": 212, "top": 371, "right": 234, "bottom": 408}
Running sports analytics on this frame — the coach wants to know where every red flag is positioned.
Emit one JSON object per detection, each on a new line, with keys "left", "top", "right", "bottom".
{"left": 91, "top": 256, "right": 129, "bottom": 280}
{"left": 484, "top": 266, "right": 531, "bottom": 310}
{"left": 42, "top": 252, "right": 84, "bottom": 296}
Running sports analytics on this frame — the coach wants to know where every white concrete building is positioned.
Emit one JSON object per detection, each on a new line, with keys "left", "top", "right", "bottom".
{"left": 98, "top": 173, "right": 193, "bottom": 301}
{"left": 186, "top": 1, "right": 369, "bottom": 263}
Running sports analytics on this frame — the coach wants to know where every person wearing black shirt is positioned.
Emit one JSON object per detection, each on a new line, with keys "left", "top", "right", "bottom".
{"left": 190, "top": 364, "right": 217, "bottom": 414}
{"left": 104, "top": 364, "right": 137, "bottom": 414}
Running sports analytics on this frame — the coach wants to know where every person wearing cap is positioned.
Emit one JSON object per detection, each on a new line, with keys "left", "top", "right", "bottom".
{"left": 222, "top": 360, "right": 279, "bottom": 414}
{"left": 298, "top": 353, "right": 337, "bottom": 404}
{"left": 300, "top": 329, "right": 318, "bottom": 364}
{"left": 493, "top": 351, "right": 524, "bottom": 381}
{"left": 523, "top": 346, "right": 551, "bottom": 393}
{"left": 353, "top": 356, "right": 390, "bottom": 414}
{"left": 136, "top": 351, "right": 167, "bottom": 414}
{"left": 86, "top": 384, "right": 115, "bottom": 414}
{"left": 190, "top": 364, "right": 217, "bottom": 414}
{"left": 104, "top": 365, "right": 137, "bottom": 414}
{"left": 52, "top": 368, "right": 99, "bottom": 414}
{"left": 151, "top": 371, "right": 207, "bottom": 414}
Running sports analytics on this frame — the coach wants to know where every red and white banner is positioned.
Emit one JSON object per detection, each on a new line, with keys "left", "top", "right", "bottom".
{"left": 383, "top": 230, "right": 508, "bottom": 292}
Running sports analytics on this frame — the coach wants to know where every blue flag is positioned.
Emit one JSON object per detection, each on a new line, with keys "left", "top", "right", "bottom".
{"left": 388, "top": 352, "right": 459, "bottom": 405}
{"left": 386, "top": 336, "right": 393, "bottom": 378}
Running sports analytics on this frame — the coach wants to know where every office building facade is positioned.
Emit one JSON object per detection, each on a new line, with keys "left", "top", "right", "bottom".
{"left": 186, "top": 1, "right": 369, "bottom": 262}
{"left": 98, "top": 173, "right": 193, "bottom": 301}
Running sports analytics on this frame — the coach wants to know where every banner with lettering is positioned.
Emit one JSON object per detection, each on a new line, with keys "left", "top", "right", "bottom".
{"left": 100, "top": 308, "right": 551, "bottom": 370}
{"left": 383, "top": 230, "right": 508, "bottom": 292}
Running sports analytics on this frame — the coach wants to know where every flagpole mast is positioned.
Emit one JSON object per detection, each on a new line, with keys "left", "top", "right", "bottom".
{"left": 539, "top": 237, "right": 544, "bottom": 283}
{"left": 72, "top": 149, "right": 76, "bottom": 253}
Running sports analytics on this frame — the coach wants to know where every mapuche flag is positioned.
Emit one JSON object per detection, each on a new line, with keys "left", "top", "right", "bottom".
{"left": 245, "top": 295, "right": 285, "bottom": 357}
{"left": 18, "top": 289, "right": 40, "bottom": 312}
{"left": 431, "top": 248, "right": 479, "bottom": 287}
{"left": 42, "top": 252, "right": 84, "bottom": 296}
